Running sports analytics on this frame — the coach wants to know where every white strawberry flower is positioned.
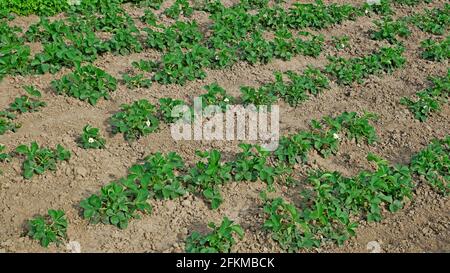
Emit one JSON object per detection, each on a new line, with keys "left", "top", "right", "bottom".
{"left": 88, "top": 137, "right": 95, "bottom": 143}
{"left": 224, "top": 98, "right": 230, "bottom": 103}
{"left": 145, "top": 120, "right": 151, "bottom": 127}
{"left": 333, "top": 133, "right": 340, "bottom": 140}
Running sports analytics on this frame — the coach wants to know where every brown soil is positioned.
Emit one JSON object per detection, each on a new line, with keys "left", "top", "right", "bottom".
{"left": 0, "top": 0, "right": 448, "bottom": 253}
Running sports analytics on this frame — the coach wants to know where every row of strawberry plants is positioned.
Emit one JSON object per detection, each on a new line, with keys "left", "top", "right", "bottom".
{"left": 24, "top": 134, "right": 448, "bottom": 249}
{"left": 263, "top": 134, "right": 449, "bottom": 252}
{"left": 1, "top": 0, "right": 376, "bottom": 83}
{"left": 79, "top": 111, "right": 378, "bottom": 230}
{"left": 400, "top": 70, "right": 449, "bottom": 121}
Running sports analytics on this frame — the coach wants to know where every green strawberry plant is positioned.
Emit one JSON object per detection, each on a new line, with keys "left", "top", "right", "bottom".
{"left": 411, "top": 4, "right": 449, "bottom": 35}
{"left": 200, "top": 83, "right": 234, "bottom": 111}
{"left": 110, "top": 99, "right": 159, "bottom": 141}
{"left": 331, "top": 35, "right": 350, "bottom": 50}
{"left": 185, "top": 217, "right": 244, "bottom": 253}
{"left": 370, "top": 17, "right": 411, "bottom": 44}
{"left": 401, "top": 71, "right": 449, "bottom": 121}
{"left": 420, "top": 36, "right": 450, "bottom": 62}
{"left": 325, "top": 46, "right": 405, "bottom": 85}
{"left": 0, "top": 111, "right": 21, "bottom": 135}
{"left": 127, "top": 152, "right": 186, "bottom": 199}
{"left": 140, "top": 9, "right": 158, "bottom": 26}
{"left": 240, "top": 85, "right": 278, "bottom": 107}
{"left": 122, "top": 73, "right": 152, "bottom": 89}
{"left": 164, "top": 0, "right": 194, "bottom": 19}
{"left": 0, "top": 144, "right": 11, "bottom": 174}
{"left": 52, "top": 64, "right": 117, "bottom": 105}
{"left": 28, "top": 209, "right": 68, "bottom": 248}
{"left": 8, "top": 86, "right": 46, "bottom": 114}
{"left": 184, "top": 150, "right": 232, "bottom": 209}
{"left": 230, "top": 144, "right": 278, "bottom": 187}
{"left": 132, "top": 59, "right": 158, "bottom": 72}
{"left": 79, "top": 125, "right": 106, "bottom": 149}
{"left": 80, "top": 181, "right": 151, "bottom": 229}
{"left": 158, "top": 98, "right": 190, "bottom": 123}
{"left": 410, "top": 136, "right": 449, "bottom": 195}
{"left": 15, "top": 142, "right": 71, "bottom": 179}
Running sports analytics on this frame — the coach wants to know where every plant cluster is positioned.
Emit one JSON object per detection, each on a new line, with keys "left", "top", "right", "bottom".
{"left": 275, "top": 112, "right": 377, "bottom": 164}
{"left": 410, "top": 136, "right": 449, "bottom": 195}
{"left": 0, "top": 86, "right": 45, "bottom": 135}
{"left": 370, "top": 17, "right": 411, "bottom": 44}
{"left": 15, "top": 142, "right": 71, "bottom": 179}
{"left": 28, "top": 209, "right": 68, "bottom": 247}
{"left": 52, "top": 65, "right": 117, "bottom": 105}
{"left": 325, "top": 46, "right": 405, "bottom": 85}
{"left": 400, "top": 71, "right": 449, "bottom": 121}
{"left": 110, "top": 99, "right": 160, "bottom": 141}
{"left": 79, "top": 125, "right": 106, "bottom": 149}
{"left": 263, "top": 153, "right": 413, "bottom": 251}
{"left": 420, "top": 36, "right": 450, "bottom": 62}
{"left": 185, "top": 217, "right": 244, "bottom": 253}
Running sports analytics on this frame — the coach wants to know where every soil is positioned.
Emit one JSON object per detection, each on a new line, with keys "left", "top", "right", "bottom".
{"left": 0, "top": 0, "right": 448, "bottom": 253}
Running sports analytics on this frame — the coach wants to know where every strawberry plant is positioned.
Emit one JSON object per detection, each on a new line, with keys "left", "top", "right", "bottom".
{"left": 267, "top": 67, "right": 330, "bottom": 107}
{"left": 238, "top": 31, "right": 274, "bottom": 64}
{"left": 410, "top": 136, "right": 449, "bottom": 195}
{"left": 105, "top": 27, "right": 143, "bottom": 55}
{"left": 79, "top": 125, "right": 106, "bottom": 149}
{"left": 0, "top": 144, "right": 11, "bottom": 174}
{"left": 275, "top": 112, "right": 376, "bottom": 164}
{"left": 164, "top": 0, "right": 193, "bottom": 19}
{"left": 52, "top": 64, "right": 117, "bottom": 105}
{"left": 110, "top": 99, "right": 159, "bottom": 141}
{"left": 127, "top": 152, "right": 186, "bottom": 199}
{"left": 140, "top": 9, "right": 158, "bottom": 26}
{"left": 420, "top": 36, "right": 450, "bottom": 62}
{"left": 184, "top": 150, "right": 232, "bottom": 209}
{"left": 28, "top": 209, "right": 68, "bottom": 248}
{"left": 262, "top": 196, "right": 321, "bottom": 251}
{"left": 153, "top": 46, "right": 212, "bottom": 85}
{"left": 287, "top": 1, "right": 361, "bottom": 30}
{"left": 140, "top": 0, "right": 164, "bottom": 10}
{"left": 8, "top": 86, "right": 46, "bottom": 114}
{"left": 30, "top": 40, "right": 86, "bottom": 74}
{"left": 230, "top": 144, "right": 278, "bottom": 187}
{"left": 158, "top": 98, "right": 190, "bottom": 123}
{"left": 331, "top": 35, "right": 349, "bottom": 50}
{"left": 411, "top": 4, "right": 449, "bottom": 35}
{"left": 80, "top": 181, "right": 151, "bottom": 229}
{"left": 15, "top": 142, "right": 71, "bottom": 179}
{"left": 400, "top": 71, "right": 449, "bottom": 121}
{"left": 200, "top": 83, "right": 234, "bottom": 111}
{"left": 122, "top": 73, "right": 152, "bottom": 89}
{"left": 0, "top": 111, "right": 20, "bottom": 135}
{"left": 3, "top": 0, "right": 69, "bottom": 16}
{"left": 185, "top": 217, "right": 244, "bottom": 253}
{"left": 132, "top": 59, "right": 158, "bottom": 72}
{"left": 371, "top": 17, "right": 411, "bottom": 44}
{"left": 325, "top": 46, "right": 405, "bottom": 85}
{"left": 240, "top": 85, "right": 278, "bottom": 107}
